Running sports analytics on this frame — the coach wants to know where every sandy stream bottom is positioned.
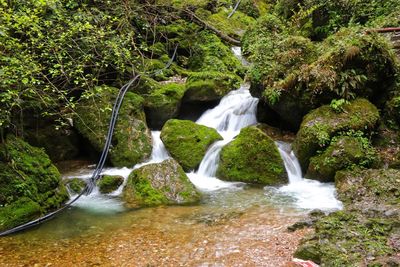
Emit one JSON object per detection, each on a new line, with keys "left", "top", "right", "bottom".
{"left": 0, "top": 202, "right": 310, "bottom": 267}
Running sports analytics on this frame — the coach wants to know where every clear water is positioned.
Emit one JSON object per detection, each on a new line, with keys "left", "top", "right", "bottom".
{"left": 0, "top": 48, "right": 342, "bottom": 266}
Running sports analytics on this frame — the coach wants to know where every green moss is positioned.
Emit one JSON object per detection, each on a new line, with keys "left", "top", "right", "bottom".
{"left": 184, "top": 71, "right": 241, "bottom": 102}
{"left": 295, "top": 211, "right": 398, "bottom": 266}
{"left": 307, "top": 135, "right": 378, "bottom": 182}
{"left": 217, "top": 126, "right": 287, "bottom": 185}
{"left": 293, "top": 98, "right": 380, "bottom": 170}
{"left": 75, "top": 85, "right": 152, "bottom": 167}
{"left": 0, "top": 198, "right": 42, "bottom": 232}
{"left": 0, "top": 136, "right": 69, "bottom": 231}
{"left": 244, "top": 20, "right": 397, "bottom": 129}
{"left": 122, "top": 159, "right": 200, "bottom": 208}
{"left": 335, "top": 169, "right": 400, "bottom": 209}
{"left": 144, "top": 83, "right": 187, "bottom": 128}
{"left": 188, "top": 31, "right": 244, "bottom": 76}
{"left": 206, "top": 8, "right": 256, "bottom": 38}
{"left": 97, "top": 175, "right": 124, "bottom": 194}
{"left": 66, "top": 178, "right": 87, "bottom": 194}
{"left": 160, "top": 119, "right": 222, "bottom": 171}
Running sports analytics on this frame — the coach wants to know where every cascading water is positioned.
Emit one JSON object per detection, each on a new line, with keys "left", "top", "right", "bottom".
{"left": 67, "top": 131, "right": 169, "bottom": 212}
{"left": 68, "top": 46, "right": 341, "bottom": 212}
{"left": 275, "top": 142, "right": 342, "bottom": 210}
{"left": 187, "top": 84, "right": 259, "bottom": 191}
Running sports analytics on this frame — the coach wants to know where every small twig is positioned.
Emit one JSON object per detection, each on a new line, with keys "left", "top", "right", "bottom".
{"left": 228, "top": 0, "right": 242, "bottom": 19}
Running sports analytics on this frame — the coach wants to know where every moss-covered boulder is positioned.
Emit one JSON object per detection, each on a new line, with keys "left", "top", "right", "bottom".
{"left": 65, "top": 178, "right": 87, "bottom": 194}
{"left": 244, "top": 19, "right": 397, "bottom": 130}
{"left": 74, "top": 85, "right": 152, "bottom": 167}
{"left": 160, "top": 119, "right": 222, "bottom": 171}
{"left": 293, "top": 98, "right": 379, "bottom": 170}
{"left": 306, "top": 135, "right": 378, "bottom": 182}
{"left": 183, "top": 71, "right": 241, "bottom": 103}
{"left": 217, "top": 126, "right": 287, "bottom": 185}
{"left": 122, "top": 159, "right": 200, "bottom": 208}
{"left": 97, "top": 175, "right": 124, "bottom": 194}
{"left": 0, "top": 136, "right": 69, "bottom": 231}
{"left": 144, "top": 83, "right": 187, "bottom": 129}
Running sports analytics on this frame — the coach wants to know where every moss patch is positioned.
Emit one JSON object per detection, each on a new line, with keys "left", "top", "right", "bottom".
{"left": 307, "top": 135, "right": 378, "bottom": 182}
{"left": 97, "top": 175, "right": 124, "bottom": 194}
{"left": 160, "top": 119, "right": 222, "bottom": 171}
{"left": 0, "top": 136, "right": 69, "bottom": 231}
{"left": 293, "top": 98, "right": 379, "bottom": 170}
{"left": 217, "top": 126, "right": 287, "bottom": 185}
{"left": 74, "top": 85, "right": 152, "bottom": 167}
{"left": 122, "top": 159, "right": 200, "bottom": 208}
{"left": 144, "top": 82, "right": 187, "bottom": 129}
{"left": 65, "top": 178, "right": 87, "bottom": 195}
{"left": 184, "top": 71, "right": 242, "bottom": 102}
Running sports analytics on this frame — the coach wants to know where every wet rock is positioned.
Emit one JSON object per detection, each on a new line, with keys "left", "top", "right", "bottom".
{"left": 74, "top": 85, "right": 152, "bottom": 167}
{"left": 97, "top": 175, "right": 124, "bottom": 194}
{"left": 293, "top": 98, "right": 379, "bottom": 170}
{"left": 306, "top": 136, "right": 378, "bottom": 182}
{"left": 294, "top": 211, "right": 399, "bottom": 266}
{"left": 183, "top": 71, "right": 241, "bottom": 103}
{"left": 122, "top": 159, "right": 200, "bottom": 208}
{"left": 0, "top": 136, "right": 69, "bottom": 231}
{"left": 217, "top": 125, "right": 288, "bottom": 185}
{"left": 160, "top": 119, "right": 222, "bottom": 171}
{"left": 144, "top": 83, "right": 187, "bottom": 129}
{"left": 335, "top": 168, "right": 400, "bottom": 213}
{"left": 24, "top": 124, "right": 80, "bottom": 163}
{"left": 65, "top": 178, "right": 87, "bottom": 194}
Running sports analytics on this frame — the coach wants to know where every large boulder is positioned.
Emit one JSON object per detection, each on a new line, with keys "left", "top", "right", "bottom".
{"left": 293, "top": 98, "right": 379, "bottom": 170}
{"left": 183, "top": 71, "right": 241, "bottom": 103}
{"left": 24, "top": 124, "right": 80, "bottom": 162}
{"left": 306, "top": 136, "right": 378, "bottom": 182}
{"left": 74, "top": 85, "right": 152, "bottom": 167}
{"left": 0, "top": 137, "right": 69, "bottom": 231}
{"left": 122, "top": 159, "right": 200, "bottom": 208}
{"left": 217, "top": 126, "right": 287, "bottom": 185}
{"left": 160, "top": 119, "right": 222, "bottom": 171}
{"left": 244, "top": 21, "right": 397, "bottom": 130}
{"left": 144, "top": 83, "right": 187, "bottom": 129}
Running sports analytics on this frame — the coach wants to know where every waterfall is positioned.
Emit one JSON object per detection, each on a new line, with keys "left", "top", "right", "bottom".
{"left": 69, "top": 47, "right": 341, "bottom": 212}
{"left": 187, "top": 84, "right": 259, "bottom": 191}
{"left": 68, "top": 131, "right": 170, "bottom": 212}
{"left": 275, "top": 142, "right": 342, "bottom": 210}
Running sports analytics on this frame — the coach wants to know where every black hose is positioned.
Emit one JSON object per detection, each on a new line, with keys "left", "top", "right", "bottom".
{"left": 0, "top": 45, "right": 178, "bottom": 237}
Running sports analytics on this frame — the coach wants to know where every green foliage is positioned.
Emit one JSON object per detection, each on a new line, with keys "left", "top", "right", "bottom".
{"left": 329, "top": 99, "right": 349, "bottom": 113}
{"left": 217, "top": 126, "right": 288, "bottom": 185}
{"left": 293, "top": 98, "right": 380, "bottom": 170}
{"left": 307, "top": 135, "right": 378, "bottom": 182}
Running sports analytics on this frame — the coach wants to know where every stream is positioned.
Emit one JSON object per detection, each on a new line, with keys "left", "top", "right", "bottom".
{"left": 0, "top": 48, "right": 342, "bottom": 266}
